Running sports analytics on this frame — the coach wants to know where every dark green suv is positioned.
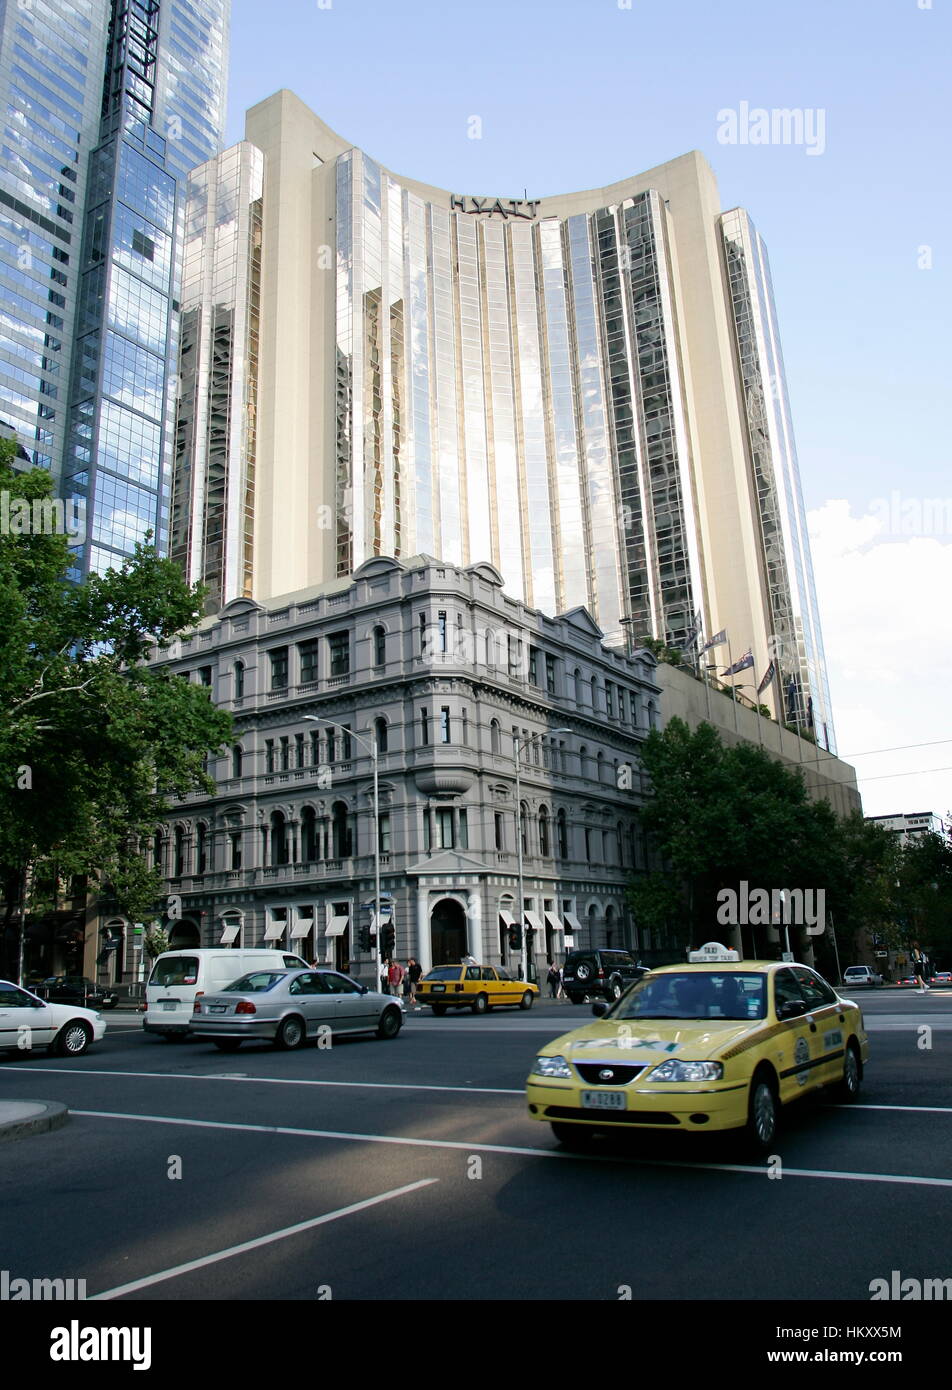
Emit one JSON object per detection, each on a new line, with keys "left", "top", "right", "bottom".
{"left": 561, "top": 949, "right": 646, "bottom": 1004}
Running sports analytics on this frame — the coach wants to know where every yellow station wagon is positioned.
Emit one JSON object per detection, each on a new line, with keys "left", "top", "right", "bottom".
{"left": 527, "top": 944, "right": 869, "bottom": 1151}
{"left": 418, "top": 964, "right": 539, "bottom": 1015}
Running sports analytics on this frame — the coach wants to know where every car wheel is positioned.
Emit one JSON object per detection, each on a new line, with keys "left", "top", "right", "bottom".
{"left": 55, "top": 1021, "right": 91, "bottom": 1057}
{"left": 834, "top": 1041, "right": 862, "bottom": 1101}
{"left": 213, "top": 1039, "right": 242, "bottom": 1052}
{"left": 376, "top": 1007, "right": 402, "bottom": 1040}
{"left": 744, "top": 1070, "right": 779, "bottom": 1153}
{"left": 471, "top": 993, "right": 489, "bottom": 1015}
{"left": 551, "top": 1122, "right": 595, "bottom": 1151}
{"left": 608, "top": 979, "right": 623, "bottom": 1002}
{"left": 274, "top": 1015, "right": 306, "bottom": 1050}
{"left": 519, "top": 991, "right": 534, "bottom": 1010}
{"left": 431, "top": 1004, "right": 447, "bottom": 1016}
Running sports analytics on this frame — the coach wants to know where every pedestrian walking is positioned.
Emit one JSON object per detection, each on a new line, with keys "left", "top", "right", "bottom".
{"left": 380, "top": 958, "right": 390, "bottom": 994}
{"left": 546, "top": 961, "right": 561, "bottom": 1000}
{"left": 912, "top": 943, "right": 930, "bottom": 993}
{"left": 407, "top": 956, "right": 423, "bottom": 1008}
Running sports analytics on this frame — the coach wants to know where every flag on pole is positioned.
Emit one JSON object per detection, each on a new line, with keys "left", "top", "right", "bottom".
{"left": 722, "top": 648, "right": 754, "bottom": 676}
{"left": 756, "top": 660, "right": 776, "bottom": 695}
{"left": 699, "top": 628, "right": 727, "bottom": 655}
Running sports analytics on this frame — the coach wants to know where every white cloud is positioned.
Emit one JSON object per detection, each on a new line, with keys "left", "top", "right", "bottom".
{"left": 808, "top": 500, "right": 952, "bottom": 819}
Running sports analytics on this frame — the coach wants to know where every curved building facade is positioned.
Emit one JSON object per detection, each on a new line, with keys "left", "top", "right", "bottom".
{"left": 171, "top": 89, "right": 835, "bottom": 748}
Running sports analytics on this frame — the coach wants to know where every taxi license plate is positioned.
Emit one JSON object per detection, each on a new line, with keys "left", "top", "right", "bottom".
{"left": 161, "top": 1000, "right": 179, "bottom": 1011}
{"left": 580, "top": 1090, "right": 626, "bottom": 1110}
{"left": 430, "top": 984, "right": 445, "bottom": 993}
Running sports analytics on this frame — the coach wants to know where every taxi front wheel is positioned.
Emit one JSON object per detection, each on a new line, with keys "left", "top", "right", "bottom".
{"left": 744, "top": 1071, "right": 779, "bottom": 1152}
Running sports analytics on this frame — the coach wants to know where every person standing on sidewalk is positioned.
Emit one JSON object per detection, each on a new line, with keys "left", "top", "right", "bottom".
{"left": 546, "top": 961, "right": 561, "bottom": 1000}
{"left": 406, "top": 957, "right": 423, "bottom": 1008}
{"left": 387, "top": 957, "right": 405, "bottom": 998}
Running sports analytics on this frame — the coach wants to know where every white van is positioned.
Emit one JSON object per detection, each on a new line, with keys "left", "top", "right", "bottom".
{"left": 144, "top": 949, "right": 309, "bottom": 1038}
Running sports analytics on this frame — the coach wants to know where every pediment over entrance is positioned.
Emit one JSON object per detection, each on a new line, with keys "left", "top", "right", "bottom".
{"left": 404, "top": 849, "right": 489, "bottom": 878}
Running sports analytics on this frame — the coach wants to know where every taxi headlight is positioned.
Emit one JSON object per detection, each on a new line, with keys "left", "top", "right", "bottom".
{"left": 648, "top": 1059, "right": 723, "bottom": 1082}
{"left": 531, "top": 1054, "right": 572, "bottom": 1079}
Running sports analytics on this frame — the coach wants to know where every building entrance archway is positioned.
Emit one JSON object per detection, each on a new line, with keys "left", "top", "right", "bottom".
{"left": 430, "top": 897, "right": 467, "bottom": 966}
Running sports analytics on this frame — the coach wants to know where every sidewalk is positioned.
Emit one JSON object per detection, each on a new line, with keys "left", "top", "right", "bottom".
{"left": 0, "top": 1100, "right": 69, "bottom": 1143}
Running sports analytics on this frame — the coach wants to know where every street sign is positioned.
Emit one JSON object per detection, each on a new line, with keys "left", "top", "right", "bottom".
{"left": 781, "top": 951, "right": 795, "bottom": 962}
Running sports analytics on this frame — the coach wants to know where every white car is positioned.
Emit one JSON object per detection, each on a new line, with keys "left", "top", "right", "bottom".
{"left": 0, "top": 979, "right": 107, "bottom": 1057}
{"left": 842, "top": 966, "right": 884, "bottom": 989}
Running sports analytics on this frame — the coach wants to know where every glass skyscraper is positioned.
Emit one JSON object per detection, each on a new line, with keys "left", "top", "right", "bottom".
{"left": 171, "top": 91, "right": 835, "bottom": 749}
{"left": 0, "top": 0, "right": 228, "bottom": 575}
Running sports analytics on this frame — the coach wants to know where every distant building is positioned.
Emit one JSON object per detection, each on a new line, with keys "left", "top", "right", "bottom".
{"left": 866, "top": 811, "right": 949, "bottom": 847}
{"left": 87, "top": 555, "right": 664, "bottom": 984}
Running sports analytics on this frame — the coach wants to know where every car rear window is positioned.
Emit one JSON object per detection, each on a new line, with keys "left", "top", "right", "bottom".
{"left": 150, "top": 957, "right": 199, "bottom": 987}
{"left": 222, "top": 972, "right": 287, "bottom": 992}
{"left": 423, "top": 967, "right": 462, "bottom": 981}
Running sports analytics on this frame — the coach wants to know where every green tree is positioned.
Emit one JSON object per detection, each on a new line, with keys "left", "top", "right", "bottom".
{"left": 0, "top": 444, "right": 232, "bottom": 956}
{"left": 896, "top": 830, "right": 952, "bottom": 960}
{"left": 636, "top": 635, "right": 684, "bottom": 666}
{"left": 627, "top": 718, "right": 845, "bottom": 953}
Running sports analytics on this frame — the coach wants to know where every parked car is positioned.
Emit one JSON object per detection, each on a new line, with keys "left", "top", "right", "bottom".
{"left": 896, "top": 976, "right": 918, "bottom": 986}
{"left": 37, "top": 976, "right": 120, "bottom": 1010}
{"left": 929, "top": 972, "right": 952, "bottom": 986}
{"left": 561, "top": 949, "right": 647, "bottom": 1004}
{"left": 0, "top": 980, "right": 106, "bottom": 1057}
{"left": 191, "top": 968, "right": 404, "bottom": 1049}
{"left": 841, "top": 965, "right": 884, "bottom": 989}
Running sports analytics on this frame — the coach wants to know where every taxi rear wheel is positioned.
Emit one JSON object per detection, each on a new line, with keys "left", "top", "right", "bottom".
{"left": 744, "top": 1070, "right": 779, "bottom": 1152}
{"left": 431, "top": 1004, "right": 447, "bottom": 1016}
{"left": 471, "top": 993, "right": 488, "bottom": 1015}
{"left": 834, "top": 1041, "right": 862, "bottom": 1101}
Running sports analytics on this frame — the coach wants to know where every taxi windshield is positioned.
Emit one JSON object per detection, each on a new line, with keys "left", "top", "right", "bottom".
{"left": 611, "top": 971, "right": 766, "bottom": 1022}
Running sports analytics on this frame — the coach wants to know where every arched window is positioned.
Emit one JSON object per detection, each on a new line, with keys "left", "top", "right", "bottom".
{"left": 520, "top": 801, "right": 529, "bottom": 855}
{"left": 573, "top": 668, "right": 582, "bottom": 704}
{"left": 490, "top": 719, "right": 501, "bottom": 755}
{"left": 556, "top": 809, "right": 568, "bottom": 859}
{"left": 646, "top": 699, "right": 656, "bottom": 730}
{"left": 153, "top": 830, "right": 164, "bottom": 875}
{"left": 539, "top": 808, "right": 550, "bottom": 857}
{"left": 596, "top": 750, "right": 604, "bottom": 783}
{"left": 173, "top": 826, "right": 185, "bottom": 878}
{"left": 617, "top": 820, "right": 625, "bottom": 866}
{"left": 270, "top": 811, "right": 288, "bottom": 866}
{"left": 374, "top": 717, "right": 388, "bottom": 754}
{"left": 579, "top": 745, "right": 588, "bottom": 778}
{"left": 232, "top": 745, "right": 243, "bottom": 778}
{"left": 301, "top": 806, "right": 318, "bottom": 862}
{"left": 196, "top": 823, "right": 208, "bottom": 875}
{"left": 590, "top": 676, "right": 598, "bottom": 711}
{"left": 373, "top": 626, "right": 386, "bottom": 667}
{"left": 332, "top": 801, "right": 352, "bottom": 858}
{"left": 234, "top": 661, "right": 244, "bottom": 699}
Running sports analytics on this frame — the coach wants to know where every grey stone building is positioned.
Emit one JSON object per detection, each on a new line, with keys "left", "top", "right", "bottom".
{"left": 138, "top": 554, "right": 661, "bottom": 983}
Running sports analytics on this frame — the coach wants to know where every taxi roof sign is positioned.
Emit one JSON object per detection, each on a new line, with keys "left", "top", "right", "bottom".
{"left": 688, "top": 941, "right": 740, "bottom": 963}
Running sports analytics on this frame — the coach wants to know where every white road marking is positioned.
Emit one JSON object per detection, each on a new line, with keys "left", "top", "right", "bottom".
{"left": 72, "top": 1109, "right": 952, "bottom": 1189}
{"left": 6, "top": 1065, "right": 523, "bottom": 1095}
{"left": 89, "top": 1178, "right": 439, "bottom": 1300}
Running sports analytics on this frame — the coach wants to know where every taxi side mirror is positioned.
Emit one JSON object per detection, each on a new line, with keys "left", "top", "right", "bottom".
{"left": 591, "top": 1002, "right": 609, "bottom": 1018}
{"left": 778, "top": 999, "right": 808, "bottom": 1019}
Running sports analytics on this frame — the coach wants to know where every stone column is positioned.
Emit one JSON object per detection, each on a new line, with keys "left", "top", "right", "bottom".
{"left": 417, "top": 885, "right": 431, "bottom": 973}
{"left": 466, "top": 889, "right": 483, "bottom": 959}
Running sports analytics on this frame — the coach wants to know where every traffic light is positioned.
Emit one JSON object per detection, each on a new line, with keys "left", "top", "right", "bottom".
{"left": 357, "top": 925, "right": 371, "bottom": 952}
{"left": 508, "top": 926, "right": 521, "bottom": 951}
{"left": 381, "top": 923, "right": 395, "bottom": 958}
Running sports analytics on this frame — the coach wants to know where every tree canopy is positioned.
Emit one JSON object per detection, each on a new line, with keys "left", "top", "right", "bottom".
{"left": 0, "top": 442, "right": 232, "bottom": 924}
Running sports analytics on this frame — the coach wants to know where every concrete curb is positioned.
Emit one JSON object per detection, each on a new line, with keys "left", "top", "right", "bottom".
{"left": 0, "top": 1100, "right": 69, "bottom": 1143}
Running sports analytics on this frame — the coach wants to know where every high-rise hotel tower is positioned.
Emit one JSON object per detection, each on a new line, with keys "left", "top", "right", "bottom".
{"left": 172, "top": 90, "right": 833, "bottom": 747}
{"left": 0, "top": 0, "right": 228, "bottom": 576}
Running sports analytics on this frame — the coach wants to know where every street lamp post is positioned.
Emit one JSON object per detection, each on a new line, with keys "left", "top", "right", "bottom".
{"left": 514, "top": 727, "right": 569, "bottom": 983}
{"left": 304, "top": 716, "right": 380, "bottom": 984}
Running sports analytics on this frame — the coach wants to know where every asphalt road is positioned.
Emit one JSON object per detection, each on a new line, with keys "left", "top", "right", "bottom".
{"left": 2, "top": 988, "right": 951, "bottom": 1303}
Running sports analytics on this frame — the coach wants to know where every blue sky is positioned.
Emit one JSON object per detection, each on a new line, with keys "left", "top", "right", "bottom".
{"left": 225, "top": 0, "right": 951, "bottom": 818}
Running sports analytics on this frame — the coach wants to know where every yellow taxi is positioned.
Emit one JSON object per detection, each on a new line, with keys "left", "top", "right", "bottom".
{"left": 418, "top": 964, "right": 539, "bottom": 1015}
{"left": 526, "top": 943, "right": 869, "bottom": 1151}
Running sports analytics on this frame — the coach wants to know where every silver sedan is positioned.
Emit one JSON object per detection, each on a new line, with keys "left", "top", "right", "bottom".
{"left": 192, "top": 968, "right": 404, "bottom": 1051}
